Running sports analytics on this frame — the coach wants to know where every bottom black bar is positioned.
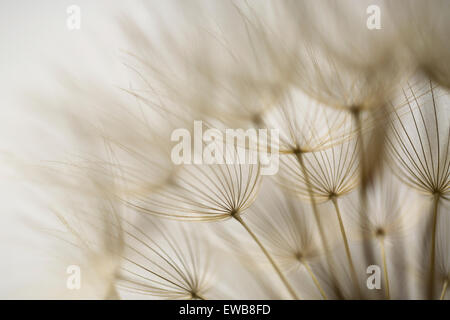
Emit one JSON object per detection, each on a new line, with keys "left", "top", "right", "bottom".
{"left": 1, "top": 300, "right": 448, "bottom": 318}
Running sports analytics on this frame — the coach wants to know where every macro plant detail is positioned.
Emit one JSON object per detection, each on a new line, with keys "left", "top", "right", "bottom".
{"left": 1, "top": 0, "right": 450, "bottom": 301}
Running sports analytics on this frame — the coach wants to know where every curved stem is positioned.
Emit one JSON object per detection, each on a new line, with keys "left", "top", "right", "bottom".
{"left": 379, "top": 238, "right": 390, "bottom": 299}
{"left": 233, "top": 215, "right": 300, "bottom": 300}
{"left": 303, "top": 261, "right": 328, "bottom": 300}
{"left": 331, "top": 197, "right": 359, "bottom": 293}
{"left": 428, "top": 194, "right": 440, "bottom": 299}
{"left": 295, "top": 151, "right": 343, "bottom": 298}
{"left": 439, "top": 279, "right": 448, "bottom": 300}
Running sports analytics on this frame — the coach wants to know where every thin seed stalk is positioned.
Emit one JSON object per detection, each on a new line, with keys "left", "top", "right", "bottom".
{"left": 233, "top": 215, "right": 300, "bottom": 300}
{"left": 352, "top": 109, "right": 375, "bottom": 294}
{"left": 303, "top": 261, "right": 328, "bottom": 300}
{"left": 192, "top": 293, "right": 206, "bottom": 300}
{"left": 105, "top": 284, "right": 120, "bottom": 300}
{"left": 428, "top": 193, "right": 441, "bottom": 299}
{"left": 379, "top": 238, "right": 390, "bottom": 299}
{"left": 331, "top": 197, "right": 359, "bottom": 292}
{"left": 439, "top": 279, "right": 448, "bottom": 300}
{"left": 294, "top": 151, "right": 343, "bottom": 298}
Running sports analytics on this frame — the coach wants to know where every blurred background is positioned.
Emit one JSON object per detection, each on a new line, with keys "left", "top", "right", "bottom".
{"left": 0, "top": 0, "right": 142, "bottom": 298}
